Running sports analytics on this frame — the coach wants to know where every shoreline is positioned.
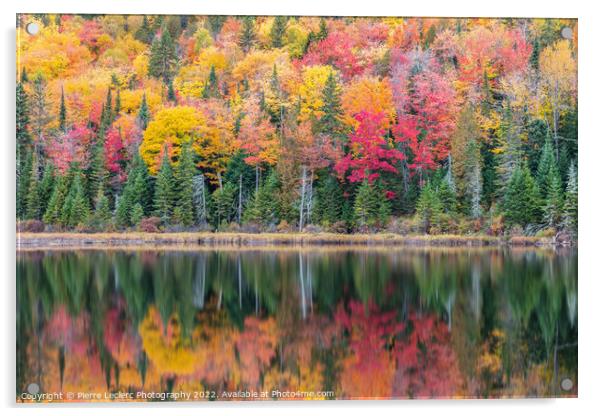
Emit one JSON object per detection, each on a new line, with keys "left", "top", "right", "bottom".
{"left": 16, "top": 232, "right": 570, "bottom": 249}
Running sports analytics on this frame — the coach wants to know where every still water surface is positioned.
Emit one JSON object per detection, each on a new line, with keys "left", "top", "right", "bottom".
{"left": 16, "top": 247, "right": 577, "bottom": 400}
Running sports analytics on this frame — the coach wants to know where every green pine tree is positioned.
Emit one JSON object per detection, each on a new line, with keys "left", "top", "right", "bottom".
{"left": 93, "top": 184, "right": 112, "bottom": 228}
{"left": 205, "top": 65, "right": 220, "bottom": 98}
{"left": 17, "top": 149, "right": 32, "bottom": 220}
{"left": 562, "top": 161, "right": 578, "bottom": 233}
{"left": 353, "top": 179, "right": 379, "bottom": 231}
{"left": 16, "top": 82, "right": 32, "bottom": 219}
{"left": 503, "top": 164, "right": 541, "bottom": 228}
{"left": 167, "top": 79, "right": 176, "bottom": 102}
{"left": 154, "top": 149, "right": 175, "bottom": 223}
{"left": 25, "top": 157, "right": 41, "bottom": 220}
{"left": 114, "top": 89, "right": 121, "bottom": 115}
{"left": 318, "top": 72, "right": 347, "bottom": 143}
{"left": 137, "top": 93, "right": 150, "bottom": 130}
{"left": 270, "top": 16, "right": 288, "bottom": 48}
{"left": 243, "top": 171, "right": 279, "bottom": 227}
{"left": 38, "top": 163, "right": 55, "bottom": 217}
{"left": 210, "top": 182, "right": 237, "bottom": 228}
{"left": 88, "top": 133, "right": 108, "bottom": 203}
{"left": 536, "top": 131, "right": 555, "bottom": 194}
{"left": 130, "top": 203, "right": 144, "bottom": 226}
{"left": 174, "top": 142, "right": 197, "bottom": 227}
{"left": 61, "top": 169, "right": 90, "bottom": 228}
{"left": 59, "top": 86, "right": 67, "bottom": 132}
{"left": 317, "top": 18, "right": 328, "bottom": 41}
{"left": 43, "top": 174, "right": 69, "bottom": 225}
{"left": 135, "top": 15, "right": 153, "bottom": 44}
{"left": 543, "top": 165, "right": 564, "bottom": 227}
{"left": 315, "top": 175, "right": 344, "bottom": 226}
{"left": 415, "top": 182, "right": 443, "bottom": 234}
{"left": 238, "top": 16, "right": 256, "bottom": 52}
{"left": 148, "top": 26, "right": 177, "bottom": 83}
{"left": 437, "top": 178, "right": 457, "bottom": 215}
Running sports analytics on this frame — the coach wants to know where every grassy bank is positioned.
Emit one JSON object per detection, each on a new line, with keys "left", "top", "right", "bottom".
{"left": 16, "top": 231, "right": 558, "bottom": 249}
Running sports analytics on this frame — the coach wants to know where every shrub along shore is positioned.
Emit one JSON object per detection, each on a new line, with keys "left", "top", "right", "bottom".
{"left": 16, "top": 231, "right": 573, "bottom": 249}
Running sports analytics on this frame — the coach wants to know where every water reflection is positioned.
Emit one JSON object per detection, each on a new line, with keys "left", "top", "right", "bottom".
{"left": 16, "top": 247, "right": 577, "bottom": 400}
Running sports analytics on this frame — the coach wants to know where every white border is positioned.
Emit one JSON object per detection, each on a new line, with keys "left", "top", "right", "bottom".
{"left": 2, "top": 1, "right": 600, "bottom": 415}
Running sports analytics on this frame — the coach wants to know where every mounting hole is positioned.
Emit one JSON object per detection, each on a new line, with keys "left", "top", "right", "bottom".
{"left": 561, "top": 27, "right": 573, "bottom": 40}
{"left": 26, "top": 382, "right": 40, "bottom": 394}
{"left": 25, "top": 22, "right": 39, "bottom": 35}
{"left": 560, "top": 377, "right": 574, "bottom": 391}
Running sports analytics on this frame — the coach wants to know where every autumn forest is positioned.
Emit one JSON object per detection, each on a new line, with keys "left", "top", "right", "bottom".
{"left": 15, "top": 14, "right": 578, "bottom": 238}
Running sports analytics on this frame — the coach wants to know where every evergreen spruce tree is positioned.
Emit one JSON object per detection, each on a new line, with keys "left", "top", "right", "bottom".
{"left": 167, "top": 79, "right": 176, "bottom": 102}
{"left": 93, "top": 184, "right": 112, "bottom": 228}
{"left": 238, "top": 16, "right": 256, "bottom": 52}
{"left": 210, "top": 182, "right": 237, "bottom": 228}
{"left": 88, "top": 133, "right": 108, "bottom": 203}
{"left": 207, "top": 16, "right": 226, "bottom": 37}
{"left": 43, "top": 175, "right": 69, "bottom": 226}
{"left": 270, "top": 16, "right": 288, "bottom": 48}
{"left": 318, "top": 72, "right": 347, "bottom": 143}
{"left": 115, "top": 185, "right": 134, "bottom": 228}
{"left": 148, "top": 26, "right": 177, "bottom": 83}
{"left": 20, "top": 67, "right": 28, "bottom": 83}
{"left": 38, "top": 163, "right": 55, "bottom": 218}
{"left": 243, "top": 171, "right": 279, "bottom": 227}
{"left": 536, "top": 131, "right": 555, "bottom": 194}
{"left": 135, "top": 15, "right": 153, "bottom": 44}
{"left": 525, "top": 119, "right": 547, "bottom": 175}
{"left": 415, "top": 182, "right": 443, "bottom": 234}
{"left": 132, "top": 154, "right": 154, "bottom": 214}
{"left": 502, "top": 164, "right": 541, "bottom": 228}
{"left": 317, "top": 18, "right": 328, "bottom": 41}
{"left": 17, "top": 151, "right": 32, "bottom": 219}
{"left": 437, "top": 176, "right": 457, "bottom": 215}
{"left": 116, "top": 153, "right": 153, "bottom": 227}
{"left": 154, "top": 149, "right": 175, "bottom": 224}
{"left": 114, "top": 89, "right": 121, "bottom": 115}
{"left": 315, "top": 175, "right": 344, "bottom": 225}
{"left": 16, "top": 82, "right": 32, "bottom": 219}
{"left": 204, "top": 65, "right": 220, "bottom": 98}
{"left": 137, "top": 93, "right": 150, "bottom": 130}
{"left": 30, "top": 74, "right": 53, "bottom": 158}
{"left": 563, "top": 161, "right": 578, "bottom": 233}
{"left": 174, "top": 142, "right": 197, "bottom": 227}
{"left": 543, "top": 165, "right": 564, "bottom": 227}
{"left": 59, "top": 86, "right": 67, "bottom": 132}
{"left": 103, "top": 88, "right": 113, "bottom": 126}
{"left": 353, "top": 179, "right": 379, "bottom": 231}
{"left": 25, "top": 157, "right": 41, "bottom": 220}
{"left": 61, "top": 169, "right": 90, "bottom": 228}
{"left": 130, "top": 203, "right": 144, "bottom": 226}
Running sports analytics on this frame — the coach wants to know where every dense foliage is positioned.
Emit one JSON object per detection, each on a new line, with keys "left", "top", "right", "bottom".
{"left": 16, "top": 15, "right": 578, "bottom": 236}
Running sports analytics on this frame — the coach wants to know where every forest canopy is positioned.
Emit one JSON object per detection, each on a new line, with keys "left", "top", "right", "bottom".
{"left": 16, "top": 15, "right": 578, "bottom": 236}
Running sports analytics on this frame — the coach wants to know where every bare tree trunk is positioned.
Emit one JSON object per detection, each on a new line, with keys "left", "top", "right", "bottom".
{"left": 299, "top": 165, "right": 307, "bottom": 232}
{"left": 299, "top": 252, "right": 306, "bottom": 320}
{"left": 307, "top": 170, "right": 314, "bottom": 225}
{"left": 255, "top": 165, "right": 259, "bottom": 194}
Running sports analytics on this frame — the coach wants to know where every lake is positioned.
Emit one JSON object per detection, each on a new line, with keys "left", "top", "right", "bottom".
{"left": 16, "top": 247, "right": 577, "bottom": 401}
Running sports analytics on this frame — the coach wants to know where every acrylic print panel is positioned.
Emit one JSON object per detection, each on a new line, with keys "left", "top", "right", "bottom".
{"left": 16, "top": 14, "right": 578, "bottom": 402}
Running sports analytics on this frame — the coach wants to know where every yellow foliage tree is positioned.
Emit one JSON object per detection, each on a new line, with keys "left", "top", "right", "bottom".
{"left": 140, "top": 105, "right": 235, "bottom": 182}
{"left": 342, "top": 76, "right": 395, "bottom": 128}
{"left": 298, "top": 65, "right": 337, "bottom": 122}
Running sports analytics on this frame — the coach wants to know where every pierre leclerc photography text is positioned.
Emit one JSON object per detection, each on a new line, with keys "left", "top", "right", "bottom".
{"left": 16, "top": 13, "right": 578, "bottom": 402}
